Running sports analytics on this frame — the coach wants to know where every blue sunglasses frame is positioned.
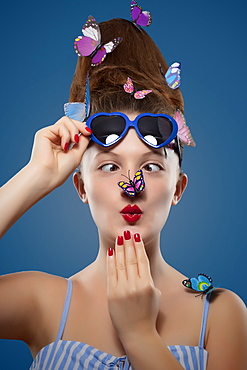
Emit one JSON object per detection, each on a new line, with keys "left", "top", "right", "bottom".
{"left": 86, "top": 112, "right": 178, "bottom": 149}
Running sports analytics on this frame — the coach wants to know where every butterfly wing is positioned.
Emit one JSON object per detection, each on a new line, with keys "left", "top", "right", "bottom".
{"left": 182, "top": 274, "right": 213, "bottom": 294}
{"left": 124, "top": 77, "right": 134, "bottom": 94}
{"left": 104, "top": 37, "right": 122, "bottom": 53}
{"left": 136, "top": 11, "right": 152, "bottom": 27}
{"left": 85, "top": 74, "right": 90, "bottom": 117}
{"left": 130, "top": 0, "right": 152, "bottom": 26}
{"left": 74, "top": 36, "right": 98, "bottom": 57}
{"left": 91, "top": 37, "right": 122, "bottom": 67}
{"left": 132, "top": 169, "right": 145, "bottom": 192}
{"left": 64, "top": 102, "right": 86, "bottom": 122}
{"left": 74, "top": 15, "right": 100, "bottom": 57}
{"left": 134, "top": 90, "right": 152, "bottom": 99}
{"left": 197, "top": 274, "right": 213, "bottom": 292}
{"left": 165, "top": 62, "right": 181, "bottom": 89}
{"left": 82, "top": 15, "right": 101, "bottom": 42}
{"left": 118, "top": 181, "right": 136, "bottom": 197}
{"left": 174, "top": 109, "right": 196, "bottom": 147}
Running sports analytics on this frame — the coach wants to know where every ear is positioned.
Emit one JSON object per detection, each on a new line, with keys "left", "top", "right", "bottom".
{"left": 172, "top": 172, "right": 188, "bottom": 206}
{"left": 73, "top": 172, "right": 88, "bottom": 204}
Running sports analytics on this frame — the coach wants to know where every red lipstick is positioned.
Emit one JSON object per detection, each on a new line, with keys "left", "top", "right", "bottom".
{"left": 120, "top": 204, "right": 143, "bottom": 223}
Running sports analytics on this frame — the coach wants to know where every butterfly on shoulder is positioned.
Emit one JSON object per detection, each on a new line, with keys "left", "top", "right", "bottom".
{"left": 118, "top": 169, "right": 145, "bottom": 197}
{"left": 130, "top": 0, "right": 152, "bottom": 28}
{"left": 182, "top": 273, "right": 214, "bottom": 297}
{"left": 123, "top": 77, "right": 152, "bottom": 99}
{"left": 74, "top": 15, "right": 122, "bottom": 66}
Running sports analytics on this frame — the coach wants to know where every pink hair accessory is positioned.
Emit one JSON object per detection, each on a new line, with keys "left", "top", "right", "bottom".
{"left": 174, "top": 109, "right": 196, "bottom": 147}
{"left": 123, "top": 77, "right": 152, "bottom": 99}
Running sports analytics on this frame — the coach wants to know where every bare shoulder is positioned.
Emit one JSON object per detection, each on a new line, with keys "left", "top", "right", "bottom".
{"left": 205, "top": 288, "right": 247, "bottom": 370}
{"left": 0, "top": 271, "right": 68, "bottom": 343}
{"left": 209, "top": 288, "right": 246, "bottom": 319}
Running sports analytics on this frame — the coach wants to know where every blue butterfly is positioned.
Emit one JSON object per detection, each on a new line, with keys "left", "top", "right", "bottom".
{"left": 182, "top": 273, "right": 214, "bottom": 297}
{"left": 64, "top": 75, "right": 91, "bottom": 121}
{"left": 164, "top": 62, "right": 181, "bottom": 89}
{"left": 64, "top": 102, "right": 86, "bottom": 121}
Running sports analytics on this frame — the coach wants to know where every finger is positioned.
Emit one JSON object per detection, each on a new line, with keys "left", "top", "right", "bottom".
{"left": 134, "top": 233, "right": 152, "bottom": 280}
{"left": 124, "top": 230, "right": 139, "bottom": 282}
{"left": 54, "top": 117, "right": 92, "bottom": 150}
{"left": 107, "top": 248, "right": 117, "bottom": 291}
{"left": 115, "top": 235, "right": 127, "bottom": 281}
{"left": 66, "top": 117, "right": 93, "bottom": 137}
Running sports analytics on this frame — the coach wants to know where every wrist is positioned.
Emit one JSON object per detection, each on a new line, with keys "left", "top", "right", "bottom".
{"left": 119, "top": 327, "right": 160, "bottom": 351}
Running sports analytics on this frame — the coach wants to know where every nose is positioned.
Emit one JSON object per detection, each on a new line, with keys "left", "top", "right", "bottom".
{"left": 117, "top": 169, "right": 145, "bottom": 198}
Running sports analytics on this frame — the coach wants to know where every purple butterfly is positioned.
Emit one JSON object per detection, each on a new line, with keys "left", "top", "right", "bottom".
{"left": 130, "top": 0, "right": 152, "bottom": 28}
{"left": 118, "top": 169, "right": 145, "bottom": 197}
{"left": 74, "top": 15, "right": 122, "bottom": 67}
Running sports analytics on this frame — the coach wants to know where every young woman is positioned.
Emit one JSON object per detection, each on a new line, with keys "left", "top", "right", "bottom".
{"left": 0, "top": 15, "right": 246, "bottom": 370}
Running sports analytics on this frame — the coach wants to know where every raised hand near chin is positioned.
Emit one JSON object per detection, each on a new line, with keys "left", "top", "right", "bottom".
{"left": 107, "top": 231, "right": 161, "bottom": 344}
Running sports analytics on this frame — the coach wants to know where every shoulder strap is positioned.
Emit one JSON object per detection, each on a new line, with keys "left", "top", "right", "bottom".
{"left": 198, "top": 292, "right": 211, "bottom": 348}
{"left": 56, "top": 278, "right": 73, "bottom": 341}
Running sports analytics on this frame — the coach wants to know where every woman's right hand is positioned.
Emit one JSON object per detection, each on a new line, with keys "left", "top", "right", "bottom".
{"left": 29, "top": 116, "right": 91, "bottom": 190}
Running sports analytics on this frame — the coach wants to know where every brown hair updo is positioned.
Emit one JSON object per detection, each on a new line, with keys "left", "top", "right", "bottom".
{"left": 69, "top": 18, "right": 184, "bottom": 117}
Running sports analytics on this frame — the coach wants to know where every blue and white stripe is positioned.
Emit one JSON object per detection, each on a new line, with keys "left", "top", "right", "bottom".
{"left": 30, "top": 341, "right": 132, "bottom": 370}
{"left": 30, "top": 341, "right": 208, "bottom": 370}
{"left": 30, "top": 279, "right": 210, "bottom": 370}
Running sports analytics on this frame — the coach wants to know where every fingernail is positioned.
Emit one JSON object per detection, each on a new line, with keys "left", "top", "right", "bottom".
{"left": 117, "top": 236, "right": 123, "bottom": 245}
{"left": 74, "top": 134, "right": 79, "bottom": 143}
{"left": 108, "top": 248, "right": 114, "bottom": 256}
{"left": 134, "top": 233, "right": 141, "bottom": 242}
{"left": 64, "top": 142, "right": 69, "bottom": 151}
{"left": 85, "top": 126, "right": 92, "bottom": 133}
{"left": 123, "top": 230, "right": 131, "bottom": 240}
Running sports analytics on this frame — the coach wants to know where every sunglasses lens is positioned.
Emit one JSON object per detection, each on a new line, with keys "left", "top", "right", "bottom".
{"left": 90, "top": 115, "right": 126, "bottom": 145}
{"left": 138, "top": 116, "right": 174, "bottom": 147}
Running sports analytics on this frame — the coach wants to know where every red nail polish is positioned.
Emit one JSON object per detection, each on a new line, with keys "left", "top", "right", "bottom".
{"left": 108, "top": 248, "right": 114, "bottom": 256}
{"left": 74, "top": 134, "right": 79, "bottom": 143}
{"left": 124, "top": 230, "right": 131, "bottom": 240}
{"left": 85, "top": 126, "right": 92, "bottom": 133}
{"left": 134, "top": 233, "right": 141, "bottom": 242}
{"left": 117, "top": 236, "right": 123, "bottom": 245}
{"left": 64, "top": 142, "right": 69, "bottom": 151}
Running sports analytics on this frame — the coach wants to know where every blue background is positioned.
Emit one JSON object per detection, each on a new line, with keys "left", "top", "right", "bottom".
{"left": 0, "top": 0, "right": 246, "bottom": 368}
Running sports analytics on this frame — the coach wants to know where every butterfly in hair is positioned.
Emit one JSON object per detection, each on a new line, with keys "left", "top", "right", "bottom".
{"left": 124, "top": 77, "right": 152, "bottom": 99}
{"left": 174, "top": 109, "right": 196, "bottom": 147}
{"left": 130, "top": 0, "right": 152, "bottom": 28}
{"left": 118, "top": 169, "right": 145, "bottom": 197}
{"left": 74, "top": 15, "right": 122, "bottom": 66}
{"left": 64, "top": 75, "right": 91, "bottom": 122}
{"left": 165, "top": 62, "right": 181, "bottom": 89}
{"left": 182, "top": 273, "right": 214, "bottom": 297}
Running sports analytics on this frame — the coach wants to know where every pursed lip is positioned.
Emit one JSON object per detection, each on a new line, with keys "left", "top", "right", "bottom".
{"left": 120, "top": 204, "right": 143, "bottom": 214}
{"left": 120, "top": 204, "right": 143, "bottom": 223}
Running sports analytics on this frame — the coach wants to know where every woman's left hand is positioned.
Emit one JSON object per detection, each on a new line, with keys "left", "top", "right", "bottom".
{"left": 107, "top": 231, "right": 161, "bottom": 343}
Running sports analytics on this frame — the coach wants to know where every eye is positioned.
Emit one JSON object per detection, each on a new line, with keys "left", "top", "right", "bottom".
{"left": 100, "top": 163, "right": 119, "bottom": 172}
{"left": 143, "top": 163, "right": 162, "bottom": 172}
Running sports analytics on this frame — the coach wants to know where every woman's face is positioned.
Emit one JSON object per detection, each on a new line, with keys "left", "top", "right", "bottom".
{"left": 74, "top": 112, "right": 187, "bottom": 248}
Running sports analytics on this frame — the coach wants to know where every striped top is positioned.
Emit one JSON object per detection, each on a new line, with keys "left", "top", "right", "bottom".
{"left": 30, "top": 279, "right": 210, "bottom": 370}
